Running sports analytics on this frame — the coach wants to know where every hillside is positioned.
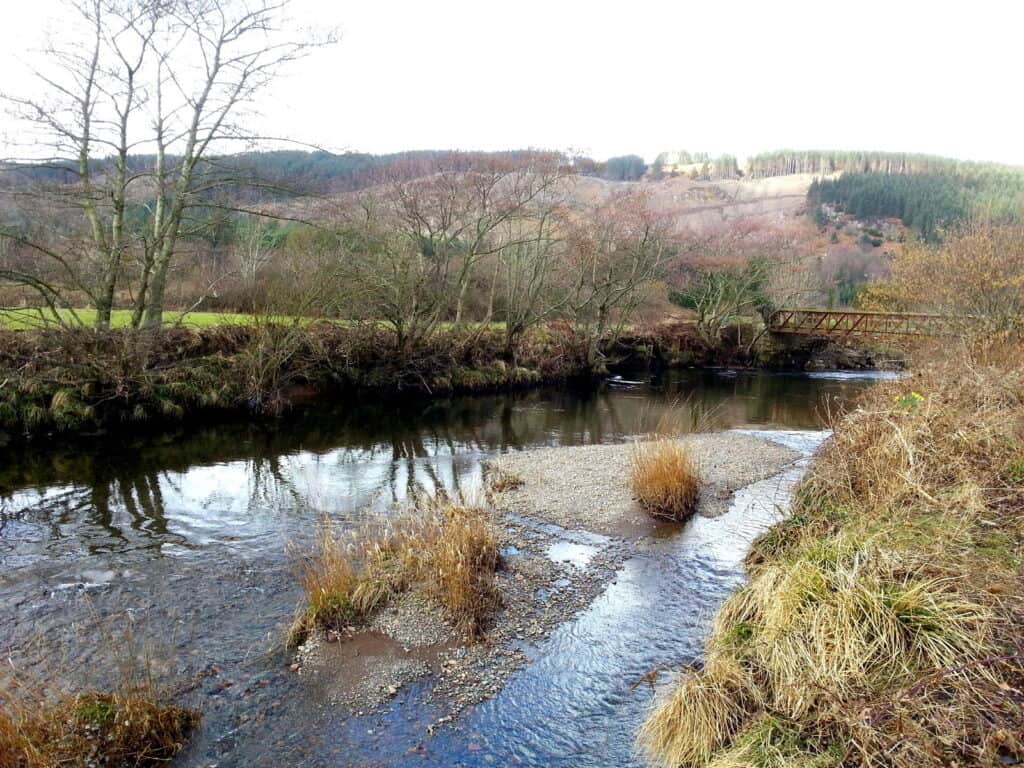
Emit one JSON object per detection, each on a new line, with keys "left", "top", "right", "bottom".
{"left": 569, "top": 173, "right": 816, "bottom": 231}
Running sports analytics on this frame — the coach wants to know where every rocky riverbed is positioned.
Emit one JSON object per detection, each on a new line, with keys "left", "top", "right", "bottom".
{"left": 293, "top": 430, "right": 804, "bottom": 726}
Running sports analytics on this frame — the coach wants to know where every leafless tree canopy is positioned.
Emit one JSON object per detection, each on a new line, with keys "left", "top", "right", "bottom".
{"left": 0, "top": 0, "right": 332, "bottom": 328}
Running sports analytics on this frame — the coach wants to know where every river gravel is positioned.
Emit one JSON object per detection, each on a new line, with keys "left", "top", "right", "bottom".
{"left": 487, "top": 431, "right": 802, "bottom": 534}
{"left": 295, "top": 431, "right": 804, "bottom": 726}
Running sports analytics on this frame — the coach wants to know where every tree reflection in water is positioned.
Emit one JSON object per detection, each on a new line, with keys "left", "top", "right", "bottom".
{"left": 0, "top": 370, "right": 891, "bottom": 564}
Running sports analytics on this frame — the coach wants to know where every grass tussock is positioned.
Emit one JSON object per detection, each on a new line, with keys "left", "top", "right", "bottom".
{"left": 289, "top": 495, "right": 499, "bottom": 646}
{"left": 0, "top": 685, "right": 199, "bottom": 768}
{"left": 631, "top": 439, "right": 702, "bottom": 521}
{"left": 638, "top": 340, "right": 1024, "bottom": 768}
{"left": 486, "top": 465, "right": 525, "bottom": 493}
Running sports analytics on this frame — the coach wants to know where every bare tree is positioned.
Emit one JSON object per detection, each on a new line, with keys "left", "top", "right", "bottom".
{"left": 337, "top": 152, "right": 570, "bottom": 351}
{"left": 563, "top": 191, "right": 671, "bottom": 370}
{"left": 0, "top": 0, "right": 332, "bottom": 329}
{"left": 235, "top": 212, "right": 277, "bottom": 303}
{"left": 496, "top": 205, "right": 567, "bottom": 364}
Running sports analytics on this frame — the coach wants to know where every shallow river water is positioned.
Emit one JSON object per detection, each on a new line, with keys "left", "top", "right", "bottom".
{"left": 0, "top": 369, "right": 895, "bottom": 767}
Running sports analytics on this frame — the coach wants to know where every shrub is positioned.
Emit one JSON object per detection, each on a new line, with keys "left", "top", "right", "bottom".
{"left": 630, "top": 439, "right": 701, "bottom": 521}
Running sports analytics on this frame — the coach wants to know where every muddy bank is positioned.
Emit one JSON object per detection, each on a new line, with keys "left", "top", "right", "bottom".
{"left": 0, "top": 324, "right": 579, "bottom": 443}
{"left": 294, "top": 431, "right": 804, "bottom": 730}
{"left": 0, "top": 321, "right": 898, "bottom": 444}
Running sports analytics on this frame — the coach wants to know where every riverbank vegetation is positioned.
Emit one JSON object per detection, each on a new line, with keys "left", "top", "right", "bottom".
{"left": 637, "top": 340, "right": 1024, "bottom": 767}
{"left": 856, "top": 224, "right": 1024, "bottom": 338}
{"left": 0, "top": 683, "right": 199, "bottom": 768}
{"left": 630, "top": 439, "right": 702, "bottom": 521}
{"left": 289, "top": 495, "right": 499, "bottom": 646}
{"left": 0, "top": 324, "right": 572, "bottom": 437}
{"left": 2, "top": 2, "right": 1020, "bottom": 448}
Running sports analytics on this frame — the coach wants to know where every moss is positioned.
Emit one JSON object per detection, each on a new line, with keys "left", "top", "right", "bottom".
{"left": 1005, "top": 457, "right": 1024, "bottom": 484}
{"left": 76, "top": 696, "right": 117, "bottom": 727}
{"left": 0, "top": 323, "right": 603, "bottom": 440}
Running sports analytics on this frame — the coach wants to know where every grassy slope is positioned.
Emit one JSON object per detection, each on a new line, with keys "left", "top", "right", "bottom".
{"left": 638, "top": 342, "right": 1024, "bottom": 768}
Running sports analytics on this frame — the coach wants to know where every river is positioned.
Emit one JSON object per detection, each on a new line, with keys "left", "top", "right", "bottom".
{"left": 0, "top": 369, "right": 895, "bottom": 767}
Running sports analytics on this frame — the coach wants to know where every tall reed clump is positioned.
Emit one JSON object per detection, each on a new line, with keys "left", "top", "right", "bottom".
{"left": 289, "top": 495, "right": 499, "bottom": 646}
{"left": 0, "top": 684, "right": 199, "bottom": 768}
{"left": 638, "top": 341, "right": 1024, "bottom": 768}
{"left": 630, "top": 439, "right": 702, "bottom": 521}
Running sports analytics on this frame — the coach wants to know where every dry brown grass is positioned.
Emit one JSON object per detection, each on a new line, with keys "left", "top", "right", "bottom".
{"left": 486, "top": 465, "right": 524, "bottom": 493}
{"left": 638, "top": 340, "right": 1024, "bottom": 768}
{"left": 0, "top": 683, "right": 199, "bottom": 768}
{"left": 631, "top": 439, "right": 702, "bottom": 521}
{"left": 289, "top": 494, "right": 499, "bottom": 645}
{"left": 419, "top": 499, "right": 500, "bottom": 638}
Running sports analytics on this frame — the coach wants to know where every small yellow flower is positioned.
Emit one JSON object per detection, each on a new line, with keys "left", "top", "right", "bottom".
{"left": 894, "top": 391, "right": 925, "bottom": 410}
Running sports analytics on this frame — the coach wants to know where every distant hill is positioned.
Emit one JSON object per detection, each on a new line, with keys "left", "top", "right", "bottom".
{"left": 6, "top": 147, "right": 1021, "bottom": 239}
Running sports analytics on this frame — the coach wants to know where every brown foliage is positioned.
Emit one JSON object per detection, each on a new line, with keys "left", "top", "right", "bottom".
{"left": 882, "top": 224, "right": 1024, "bottom": 336}
{"left": 290, "top": 495, "right": 499, "bottom": 645}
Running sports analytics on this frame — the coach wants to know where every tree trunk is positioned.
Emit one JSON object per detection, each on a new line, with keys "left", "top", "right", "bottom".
{"left": 95, "top": 297, "right": 113, "bottom": 331}
{"left": 140, "top": 260, "right": 169, "bottom": 328}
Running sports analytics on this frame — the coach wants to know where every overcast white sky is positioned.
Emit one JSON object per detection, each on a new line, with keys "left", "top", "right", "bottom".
{"left": 2, "top": 0, "right": 1022, "bottom": 165}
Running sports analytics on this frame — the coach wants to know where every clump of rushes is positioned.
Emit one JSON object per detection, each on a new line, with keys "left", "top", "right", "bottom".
{"left": 415, "top": 498, "right": 500, "bottom": 638}
{"left": 288, "top": 517, "right": 408, "bottom": 647}
{"left": 289, "top": 495, "right": 499, "bottom": 646}
{"left": 630, "top": 439, "right": 701, "bottom": 521}
{"left": 0, "top": 686, "right": 199, "bottom": 768}
{"left": 638, "top": 341, "right": 1024, "bottom": 768}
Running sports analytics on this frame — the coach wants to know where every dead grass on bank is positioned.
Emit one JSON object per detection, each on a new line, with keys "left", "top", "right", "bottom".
{"left": 0, "top": 681, "right": 199, "bottom": 768}
{"left": 631, "top": 439, "right": 702, "bottom": 521}
{"left": 638, "top": 340, "right": 1024, "bottom": 768}
{"left": 289, "top": 494, "right": 499, "bottom": 646}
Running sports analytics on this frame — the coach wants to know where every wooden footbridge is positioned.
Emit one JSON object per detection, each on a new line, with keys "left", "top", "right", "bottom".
{"left": 768, "top": 309, "right": 950, "bottom": 338}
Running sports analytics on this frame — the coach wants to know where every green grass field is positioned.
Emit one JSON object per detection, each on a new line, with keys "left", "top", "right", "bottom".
{"left": 0, "top": 308, "right": 510, "bottom": 332}
{"left": 0, "top": 308, "right": 260, "bottom": 330}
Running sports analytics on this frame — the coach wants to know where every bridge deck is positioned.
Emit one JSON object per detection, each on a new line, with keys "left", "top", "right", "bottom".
{"left": 768, "top": 309, "right": 949, "bottom": 338}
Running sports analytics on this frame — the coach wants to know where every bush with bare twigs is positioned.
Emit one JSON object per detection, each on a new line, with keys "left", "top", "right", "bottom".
{"left": 289, "top": 495, "right": 499, "bottom": 646}
{"left": 631, "top": 439, "right": 702, "bottom": 521}
{"left": 638, "top": 340, "right": 1024, "bottom": 768}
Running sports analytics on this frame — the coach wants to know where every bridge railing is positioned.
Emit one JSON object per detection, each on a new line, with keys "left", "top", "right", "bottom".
{"left": 768, "top": 309, "right": 951, "bottom": 338}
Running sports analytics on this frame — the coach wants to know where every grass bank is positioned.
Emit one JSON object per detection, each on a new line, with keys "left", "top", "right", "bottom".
{"left": 638, "top": 341, "right": 1024, "bottom": 768}
{"left": 0, "top": 323, "right": 583, "bottom": 440}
